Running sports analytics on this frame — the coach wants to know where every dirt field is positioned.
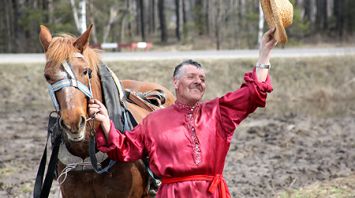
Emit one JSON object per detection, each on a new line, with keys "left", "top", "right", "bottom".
{"left": 0, "top": 56, "right": 355, "bottom": 197}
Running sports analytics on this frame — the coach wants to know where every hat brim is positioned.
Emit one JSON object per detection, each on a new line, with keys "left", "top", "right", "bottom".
{"left": 261, "top": 0, "right": 288, "bottom": 44}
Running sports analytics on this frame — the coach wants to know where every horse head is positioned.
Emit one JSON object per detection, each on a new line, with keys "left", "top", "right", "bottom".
{"left": 39, "top": 25, "right": 102, "bottom": 158}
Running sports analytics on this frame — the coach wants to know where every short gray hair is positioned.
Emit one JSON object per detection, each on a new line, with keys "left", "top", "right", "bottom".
{"left": 173, "top": 59, "right": 203, "bottom": 78}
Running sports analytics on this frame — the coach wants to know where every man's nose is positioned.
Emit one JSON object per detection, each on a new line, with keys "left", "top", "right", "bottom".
{"left": 194, "top": 77, "right": 202, "bottom": 84}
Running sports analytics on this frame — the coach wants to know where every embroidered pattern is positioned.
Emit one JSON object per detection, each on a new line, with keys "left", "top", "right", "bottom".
{"left": 175, "top": 102, "right": 201, "bottom": 165}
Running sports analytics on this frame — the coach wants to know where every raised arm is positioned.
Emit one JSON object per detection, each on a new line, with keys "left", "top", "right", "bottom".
{"left": 256, "top": 28, "right": 277, "bottom": 82}
{"left": 218, "top": 29, "right": 276, "bottom": 138}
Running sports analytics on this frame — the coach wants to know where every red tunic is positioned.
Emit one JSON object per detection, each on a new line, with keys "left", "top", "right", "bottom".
{"left": 96, "top": 68, "right": 273, "bottom": 197}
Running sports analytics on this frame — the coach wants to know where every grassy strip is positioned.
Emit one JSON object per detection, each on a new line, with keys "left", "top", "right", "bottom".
{"left": 1, "top": 56, "right": 354, "bottom": 116}
{"left": 277, "top": 174, "right": 355, "bottom": 198}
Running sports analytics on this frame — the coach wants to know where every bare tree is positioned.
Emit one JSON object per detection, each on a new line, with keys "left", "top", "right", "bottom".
{"left": 175, "top": 0, "right": 181, "bottom": 41}
{"left": 195, "top": 0, "right": 204, "bottom": 35}
{"left": 87, "top": 0, "right": 98, "bottom": 43}
{"left": 213, "top": 0, "right": 222, "bottom": 50}
{"left": 333, "top": 0, "right": 345, "bottom": 37}
{"left": 258, "top": 2, "right": 264, "bottom": 47}
{"left": 316, "top": 0, "right": 327, "bottom": 30}
{"left": 138, "top": 0, "right": 146, "bottom": 41}
{"left": 148, "top": 0, "right": 156, "bottom": 34}
{"left": 103, "top": 6, "right": 119, "bottom": 43}
{"left": 70, "top": 0, "right": 87, "bottom": 34}
{"left": 158, "top": 0, "right": 167, "bottom": 43}
{"left": 182, "top": 0, "right": 188, "bottom": 40}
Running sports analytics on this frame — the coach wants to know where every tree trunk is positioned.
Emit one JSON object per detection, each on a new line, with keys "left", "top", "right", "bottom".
{"left": 214, "top": 0, "right": 221, "bottom": 50}
{"left": 48, "top": 0, "right": 54, "bottom": 24}
{"left": 175, "top": 0, "right": 181, "bottom": 41}
{"left": 182, "top": 0, "right": 187, "bottom": 41}
{"left": 316, "top": 0, "right": 327, "bottom": 30}
{"left": 11, "top": 0, "right": 19, "bottom": 52}
{"left": 135, "top": 0, "right": 140, "bottom": 36}
{"left": 118, "top": 10, "right": 129, "bottom": 44}
{"left": 304, "top": 0, "right": 316, "bottom": 23}
{"left": 148, "top": 0, "right": 156, "bottom": 33}
{"left": 195, "top": 0, "right": 204, "bottom": 35}
{"left": 139, "top": 0, "right": 145, "bottom": 41}
{"left": 0, "top": 0, "right": 10, "bottom": 52}
{"left": 70, "top": 0, "right": 80, "bottom": 33}
{"left": 103, "top": 6, "right": 118, "bottom": 43}
{"left": 87, "top": 0, "right": 97, "bottom": 44}
{"left": 345, "top": 0, "right": 355, "bottom": 33}
{"left": 126, "top": 0, "right": 133, "bottom": 39}
{"left": 258, "top": 2, "right": 264, "bottom": 47}
{"left": 204, "top": 0, "right": 210, "bottom": 35}
{"left": 158, "top": 0, "right": 167, "bottom": 43}
{"left": 334, "top": 0, "right": 344, "bottom": 37}
{"left": 78, "top": 0, "right": 87, "bottom": 34}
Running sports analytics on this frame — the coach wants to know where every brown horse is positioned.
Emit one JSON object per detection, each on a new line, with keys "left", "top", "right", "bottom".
{"left": 39, "top": 25, "right": 175, "bottom": 197}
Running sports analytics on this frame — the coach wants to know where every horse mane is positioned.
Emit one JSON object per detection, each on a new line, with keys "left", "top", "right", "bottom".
{"left": 46, "top": 34, "right": 101, "bottom": 71}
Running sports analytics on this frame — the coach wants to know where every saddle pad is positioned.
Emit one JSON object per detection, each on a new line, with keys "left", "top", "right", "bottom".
{"left": 99, "top": 64, "right": 126, "bottom": 132}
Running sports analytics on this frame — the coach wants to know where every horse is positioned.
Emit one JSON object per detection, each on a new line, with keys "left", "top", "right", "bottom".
{"left": 38, "top": 24, "right": 175, "bottom": 197}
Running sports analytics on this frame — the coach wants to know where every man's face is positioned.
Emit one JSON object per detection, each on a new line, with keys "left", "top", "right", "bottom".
{"left": 173, "top": 64, "right": 206, "bottom": 105}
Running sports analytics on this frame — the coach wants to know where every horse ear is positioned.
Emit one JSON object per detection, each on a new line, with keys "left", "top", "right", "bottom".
{"left": 74, "top": 24, "right": 93, "bottom": 53}
{"left": 39, "top": 25, "right": 52, "bottom": 52}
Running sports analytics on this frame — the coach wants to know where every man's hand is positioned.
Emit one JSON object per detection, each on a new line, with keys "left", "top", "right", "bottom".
{"left": 256, "top": 28, "right": 277, "bottom": 82}
{"left": 258, "top": 28, "right": 277, "bottom": 65}
{"left": 88, "top": 99, "right": 110, "bottom": 137}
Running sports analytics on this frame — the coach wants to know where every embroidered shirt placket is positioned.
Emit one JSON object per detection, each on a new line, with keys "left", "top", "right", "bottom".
{"left": 186, "top": 107, "right": 201, "bottom": 165}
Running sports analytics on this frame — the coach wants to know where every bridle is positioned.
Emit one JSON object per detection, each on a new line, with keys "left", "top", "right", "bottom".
{"left": 47, "top": 52, "right": 93, "bottom": 112}
{"left": 45, "top": 52, "right": 116, "bottom": 174}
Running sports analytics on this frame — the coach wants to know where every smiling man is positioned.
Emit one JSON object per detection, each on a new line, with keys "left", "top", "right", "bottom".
{"left": 89, "top": 28, "right": 276, "bottom": 197}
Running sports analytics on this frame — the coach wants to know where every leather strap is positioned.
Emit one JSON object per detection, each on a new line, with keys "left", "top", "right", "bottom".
{"left": 126, "top": 90, "right": 159, "bottom": 112}
{"left": 33, "top": 114, "right": 62, "bottom": 198}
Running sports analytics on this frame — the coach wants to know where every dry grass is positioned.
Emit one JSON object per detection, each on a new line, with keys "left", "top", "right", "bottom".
{"left": 1, "top": 56, "right": 355, "bottom": 117}
{"left": 278, "top": 174, "right": 355, "bottom": 198}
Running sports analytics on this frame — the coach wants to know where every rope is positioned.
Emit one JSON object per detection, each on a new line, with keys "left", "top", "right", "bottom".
{"left": 57, "top": 162, "right": 92, "bottom": 185}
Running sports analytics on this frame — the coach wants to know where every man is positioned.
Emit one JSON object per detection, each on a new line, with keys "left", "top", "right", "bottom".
{"left": 89, "top": 28, "right": 276, "bottom": 197}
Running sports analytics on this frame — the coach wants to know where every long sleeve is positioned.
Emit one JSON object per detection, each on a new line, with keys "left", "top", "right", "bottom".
{"left": 96, "top": 120, "right": 146, "bottom": 162}
{"left": 218, "top": 68, "right": 273, "bottom": 138}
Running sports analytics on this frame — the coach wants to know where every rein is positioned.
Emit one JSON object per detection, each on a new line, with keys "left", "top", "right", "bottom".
{"left": 33, "top": 112, "right": 62, "bottom": 198}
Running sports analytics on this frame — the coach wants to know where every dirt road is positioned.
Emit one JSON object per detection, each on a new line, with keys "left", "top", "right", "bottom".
{"left": 0, "top": 47, "right": 354, "bottom": 63}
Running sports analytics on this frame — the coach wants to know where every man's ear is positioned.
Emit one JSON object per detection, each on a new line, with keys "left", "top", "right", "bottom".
{"left": 173, "top": 77, "right": 179, "bottom": 89}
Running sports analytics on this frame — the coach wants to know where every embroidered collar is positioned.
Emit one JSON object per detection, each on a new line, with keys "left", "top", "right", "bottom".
{"left": 174, "top": 101, "right": 200, "bottom": 112}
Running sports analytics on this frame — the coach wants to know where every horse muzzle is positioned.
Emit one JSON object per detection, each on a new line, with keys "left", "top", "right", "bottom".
{"left": 59, "top": 116, "right": 86, "bottom": 142}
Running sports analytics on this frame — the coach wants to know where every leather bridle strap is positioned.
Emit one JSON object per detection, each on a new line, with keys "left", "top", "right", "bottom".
{"left": 47, "top": 53, "right": 93, "bottom": 112}
{"left": 89, "top": 133, "right": 116, "bottom": 174}
{"left": 33, "top": 113, "right": 62, "bottom": 198}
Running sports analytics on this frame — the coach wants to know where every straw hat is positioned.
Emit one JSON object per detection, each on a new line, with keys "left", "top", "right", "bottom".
{"left": 260, "top": 0, "right": 293, "bottom": 44}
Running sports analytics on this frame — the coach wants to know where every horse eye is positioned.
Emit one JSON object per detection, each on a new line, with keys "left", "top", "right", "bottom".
{"left": 83, "top": 68, "right": 92, "bottom": 77}
{"left": 83, "top": 68, "right": 89, "bottom": 75}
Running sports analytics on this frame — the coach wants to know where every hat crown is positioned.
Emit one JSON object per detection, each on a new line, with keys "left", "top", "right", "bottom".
{"left": 278, "top": 0, "right": 293, "bottom": 28}
{"left": 260, "top": 0, "right": 294, "bottom": 44}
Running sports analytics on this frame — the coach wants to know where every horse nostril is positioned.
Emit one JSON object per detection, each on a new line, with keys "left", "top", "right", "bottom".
{"left": 59, "top": 118, "right": 70, "bottom": 131}
{"left": 79, "top": 116, "right": 86, "bottom": 129}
